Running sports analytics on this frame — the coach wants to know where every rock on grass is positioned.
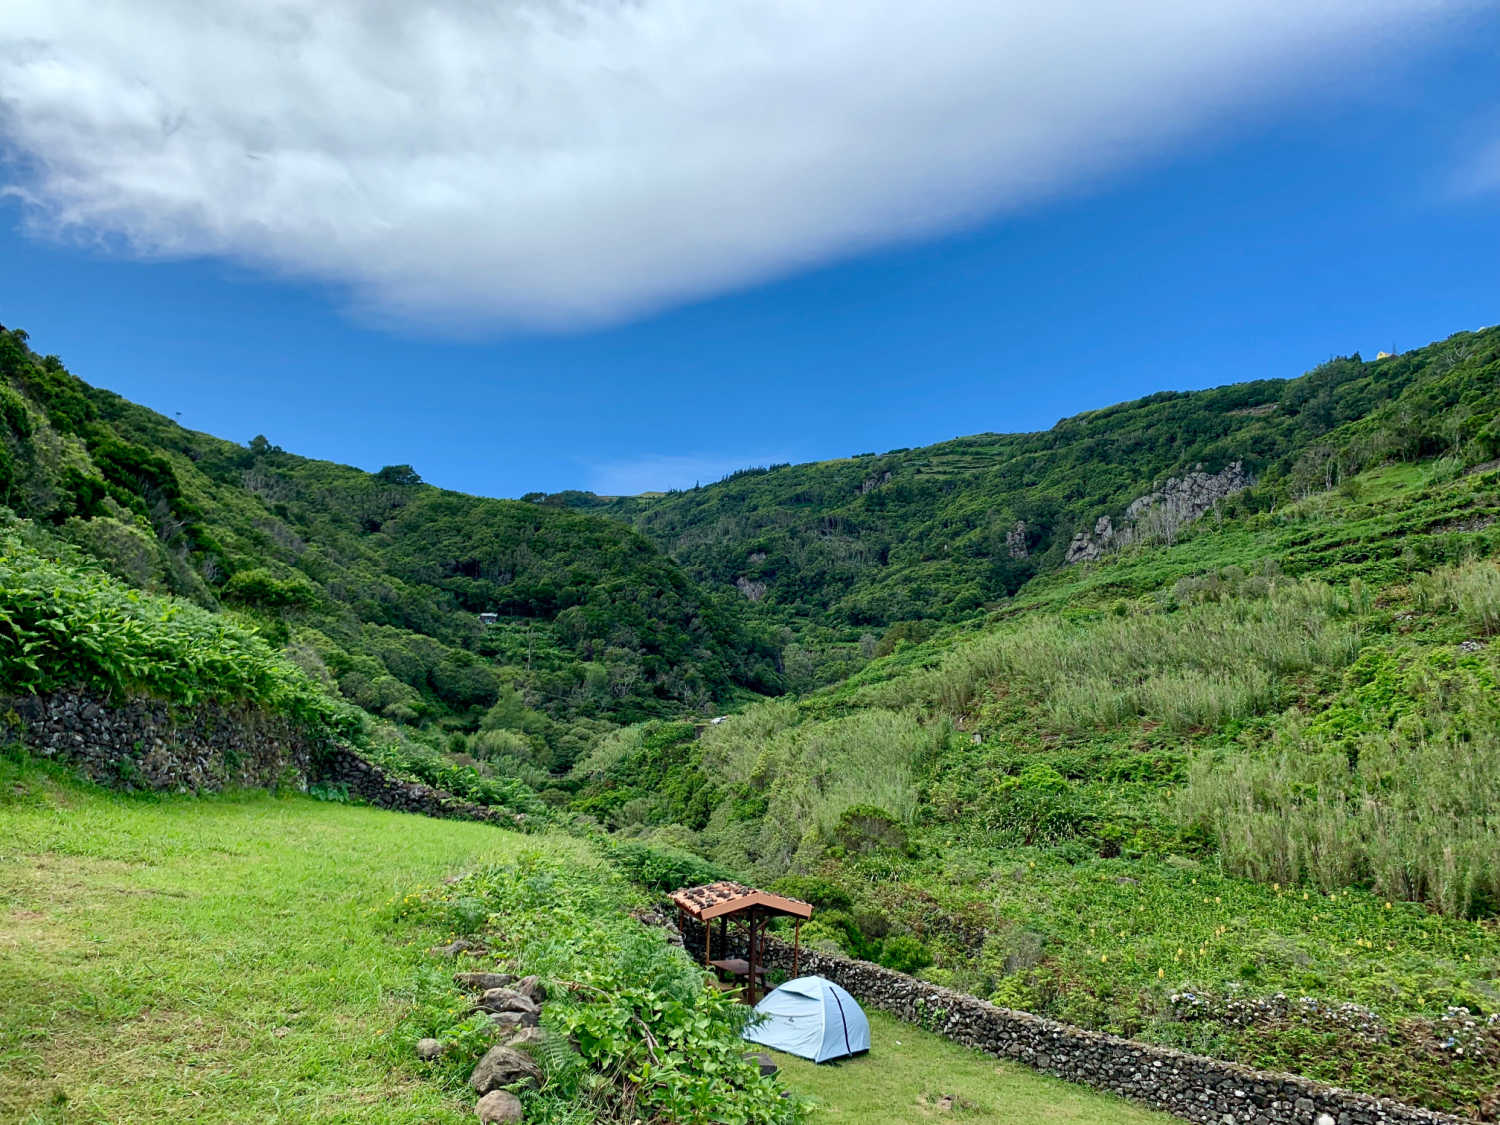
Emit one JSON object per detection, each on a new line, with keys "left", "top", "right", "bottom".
{"left": 475, "top": 1089, "right": 524, "bottom": 1123}
{"left": 470, "top": 1045, "right": 541, "bottom": 1094}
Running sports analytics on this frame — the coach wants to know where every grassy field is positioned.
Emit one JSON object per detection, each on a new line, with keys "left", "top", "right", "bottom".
{"left": 0, "top": 761, "right": 1170, "bottom": 1124}
{"left": 776, "top": 1010, "right": 1167, "bottom": 1124}
{"left": 0, "top": 760, "right": 596, "bottom": 1124}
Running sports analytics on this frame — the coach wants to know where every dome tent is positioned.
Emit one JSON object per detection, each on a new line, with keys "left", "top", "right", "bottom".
{"left": 741, "top": 975, "right": 870, "bottom": 1063}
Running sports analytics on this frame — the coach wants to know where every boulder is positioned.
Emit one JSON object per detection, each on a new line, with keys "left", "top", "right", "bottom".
{"left": 514, "top": 975, "right": 545, "bottom": 1004}
{"left": 744, "top": 1050, "right": 777, "bottom": 1077}
{"left": 470, "top": 1045, "right": 542, "bottom": 1094}
{"left": 416, "top": 1037, "right": 445, "bottom": 1061}
{"left": 475, "top": 1089, "right": 525, "bottom": 1123}
{"left": 477, "top": 988, "right": 539, "bottom": 1016}
{"left": 455, "top": 971, "right": 516, "bottom": 992}
{"left": 430, "top": 937, "right": 482, "bottom": 958}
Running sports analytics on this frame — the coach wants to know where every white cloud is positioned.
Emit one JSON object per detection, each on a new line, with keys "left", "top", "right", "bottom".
{"left": 587, "top": 453, "right": 789, "bottom": 495}
{"left": 0, "top": 0, "right": 1472, "bottom": 331}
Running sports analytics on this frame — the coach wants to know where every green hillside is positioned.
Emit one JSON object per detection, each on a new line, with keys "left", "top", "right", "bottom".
{"left": 0, "top": 324, "right": 781, "bottom": 781}
{"left": 551, "top": 328, "right": 1499, "bottom": 645}
{"left": 570, "top": 455, "right": 1500, "bottom": 1113}
{"left": 6, "top": 316, "right": 1500, "bottom": 1117}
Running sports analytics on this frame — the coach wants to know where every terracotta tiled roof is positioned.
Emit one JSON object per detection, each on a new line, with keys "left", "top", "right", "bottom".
{"left": 670, "top": 880, "right": 813, "bottom": 921}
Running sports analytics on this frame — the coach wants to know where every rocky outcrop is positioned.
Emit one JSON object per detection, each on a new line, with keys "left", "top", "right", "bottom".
{"left": 734, "top": 576, "right": 768, "bottom": 602}
{"left": 1067, "top": 461, "right": 1252, "bottom": 564}
{"left": 1005, "top": 520, "right": 1030, "bottom": 560}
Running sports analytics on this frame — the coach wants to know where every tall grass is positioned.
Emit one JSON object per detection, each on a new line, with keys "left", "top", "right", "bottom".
{"left": 854, "top": 577, "right": 1365, "bottom": 732}
{"left": 1412, "top": 558, "right": 1500, "bottom": 636}
{"left": 696, "top": 706, "right": 938, "bottom": 871}
{"left": 1180, "top": 652, "right": 1500, "bottom": 917}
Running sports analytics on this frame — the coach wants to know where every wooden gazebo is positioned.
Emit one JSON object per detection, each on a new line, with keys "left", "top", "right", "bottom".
{"left": 671, "top": 881, "right": 813, "bottom": 1004}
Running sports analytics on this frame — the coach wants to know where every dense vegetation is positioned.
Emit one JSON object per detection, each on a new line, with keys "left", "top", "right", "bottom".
{"left": 7, "top": 315, "right": 1500, "bottom": 1115}
{"left": 571, "top": 459, "right": 1500, "bottom": 1113}
{"left": 0, "top": 323, "right": 780, "bottom": 783}
{"left": 549, "top": 330, "right": 1499, "bottom": 639}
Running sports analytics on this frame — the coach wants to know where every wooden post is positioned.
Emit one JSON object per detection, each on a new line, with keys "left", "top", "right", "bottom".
{"left": 747, "top": 912, "right": 756, "bottom": 1005}
{"left": 704, "top": 913, "right": 711, "bottom": 968}
{"left": 793, "top": 918, "right": 801, "bottom": 978}
{"left": 718, "top": 915, "right": 727, "bottom": 962}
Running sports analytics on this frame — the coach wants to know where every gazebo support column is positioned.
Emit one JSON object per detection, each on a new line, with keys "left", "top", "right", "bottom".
{"left": 748, "top": 912, "right": 758, "bottom": 1006}
{"left": 793, "top": 918, "right": 801, "bottom": 978}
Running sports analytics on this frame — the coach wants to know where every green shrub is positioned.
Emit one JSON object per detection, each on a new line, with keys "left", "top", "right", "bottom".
{"left": 390, "top": 854, "right": 803, "bottom": 1124}
{"left": 606, "top": 840, "right": 730, "bottom": 892}
{"left": 0, "top": 539, "right": 355, "bottom": 742}
{"left": 876, "top": 934, "right": 934, "bottom": 975}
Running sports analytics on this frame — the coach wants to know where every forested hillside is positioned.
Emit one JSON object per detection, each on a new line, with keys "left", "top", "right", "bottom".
{"left": 0, "top": 324, "right": 781, "bottom": 780}
{"left": 549, "top": 328, "right": 1499, "bottom": 645}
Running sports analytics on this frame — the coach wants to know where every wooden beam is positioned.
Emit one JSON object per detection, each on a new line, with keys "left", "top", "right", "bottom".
{"left": 793, "top": 918, "right": 801, "bottom": 978}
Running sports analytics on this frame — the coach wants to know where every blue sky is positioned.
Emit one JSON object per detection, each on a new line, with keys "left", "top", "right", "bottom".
{"left": 1, "top": 2, "right": 1498, "bottom": 498}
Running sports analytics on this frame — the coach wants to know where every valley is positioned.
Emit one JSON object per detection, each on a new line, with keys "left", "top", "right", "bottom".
{"left": 3, "top": 319, "right": 1499, "bottom": 1120}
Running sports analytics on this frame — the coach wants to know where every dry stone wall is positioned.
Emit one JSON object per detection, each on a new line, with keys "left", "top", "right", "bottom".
{"left": 679, "top": 923, "right": 1467, "bottom": 1125}
{"left": 317, "top": 748, "right": 526, "bottom": 827}
{"left": 4, "top": 688, "right": 324, "bottom": 791}
{"left": 4, "top": 689, "right": 522, "bottom": 827}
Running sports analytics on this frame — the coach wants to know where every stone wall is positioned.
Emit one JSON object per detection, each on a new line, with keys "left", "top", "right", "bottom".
{"left": 318, "top": 748, "right": 526, "bottom": 828}
{"left": 5, "top": 688, "right": 325, "bottom": 792}
{"left": 4, "top": 689, "right": 524, "bottom": 828}
{"left": 673, "top": 916, "right": 1467, "bottom": 1125}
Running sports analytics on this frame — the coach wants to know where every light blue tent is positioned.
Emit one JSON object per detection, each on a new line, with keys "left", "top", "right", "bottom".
{"left": 742, "top": 975, "right": 870, "bottom": 1062}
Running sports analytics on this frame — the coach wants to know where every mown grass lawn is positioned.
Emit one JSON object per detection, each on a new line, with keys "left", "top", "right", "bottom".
{"left": 776, "top": 1010, "right": 1168, "bottom": 1124}
{"left": 0, "top": 762, "right": 595, "bottom": 1124}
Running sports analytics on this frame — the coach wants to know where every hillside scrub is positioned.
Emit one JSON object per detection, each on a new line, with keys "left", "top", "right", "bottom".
{"left": 847, "top": 571, "right": 1364, "bottom": 729}
{"left": 557, "top": 328, "right": 1500, "bottom": 631}
{"left": 695, "top": 707, "right": 937, "bottom": 870}
{"left": 0, "top": 534, "right": 355, "bottom": 742}
{"left": 1181, "top": 562, "right": 1500, "bottom": 917}
{"left": 389, "top": 856, "right": 802, "bottom": 1125}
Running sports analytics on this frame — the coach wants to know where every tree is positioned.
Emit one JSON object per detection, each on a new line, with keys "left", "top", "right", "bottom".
{"left": 376, "top": 464, "right": 422, "bottom": 486}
